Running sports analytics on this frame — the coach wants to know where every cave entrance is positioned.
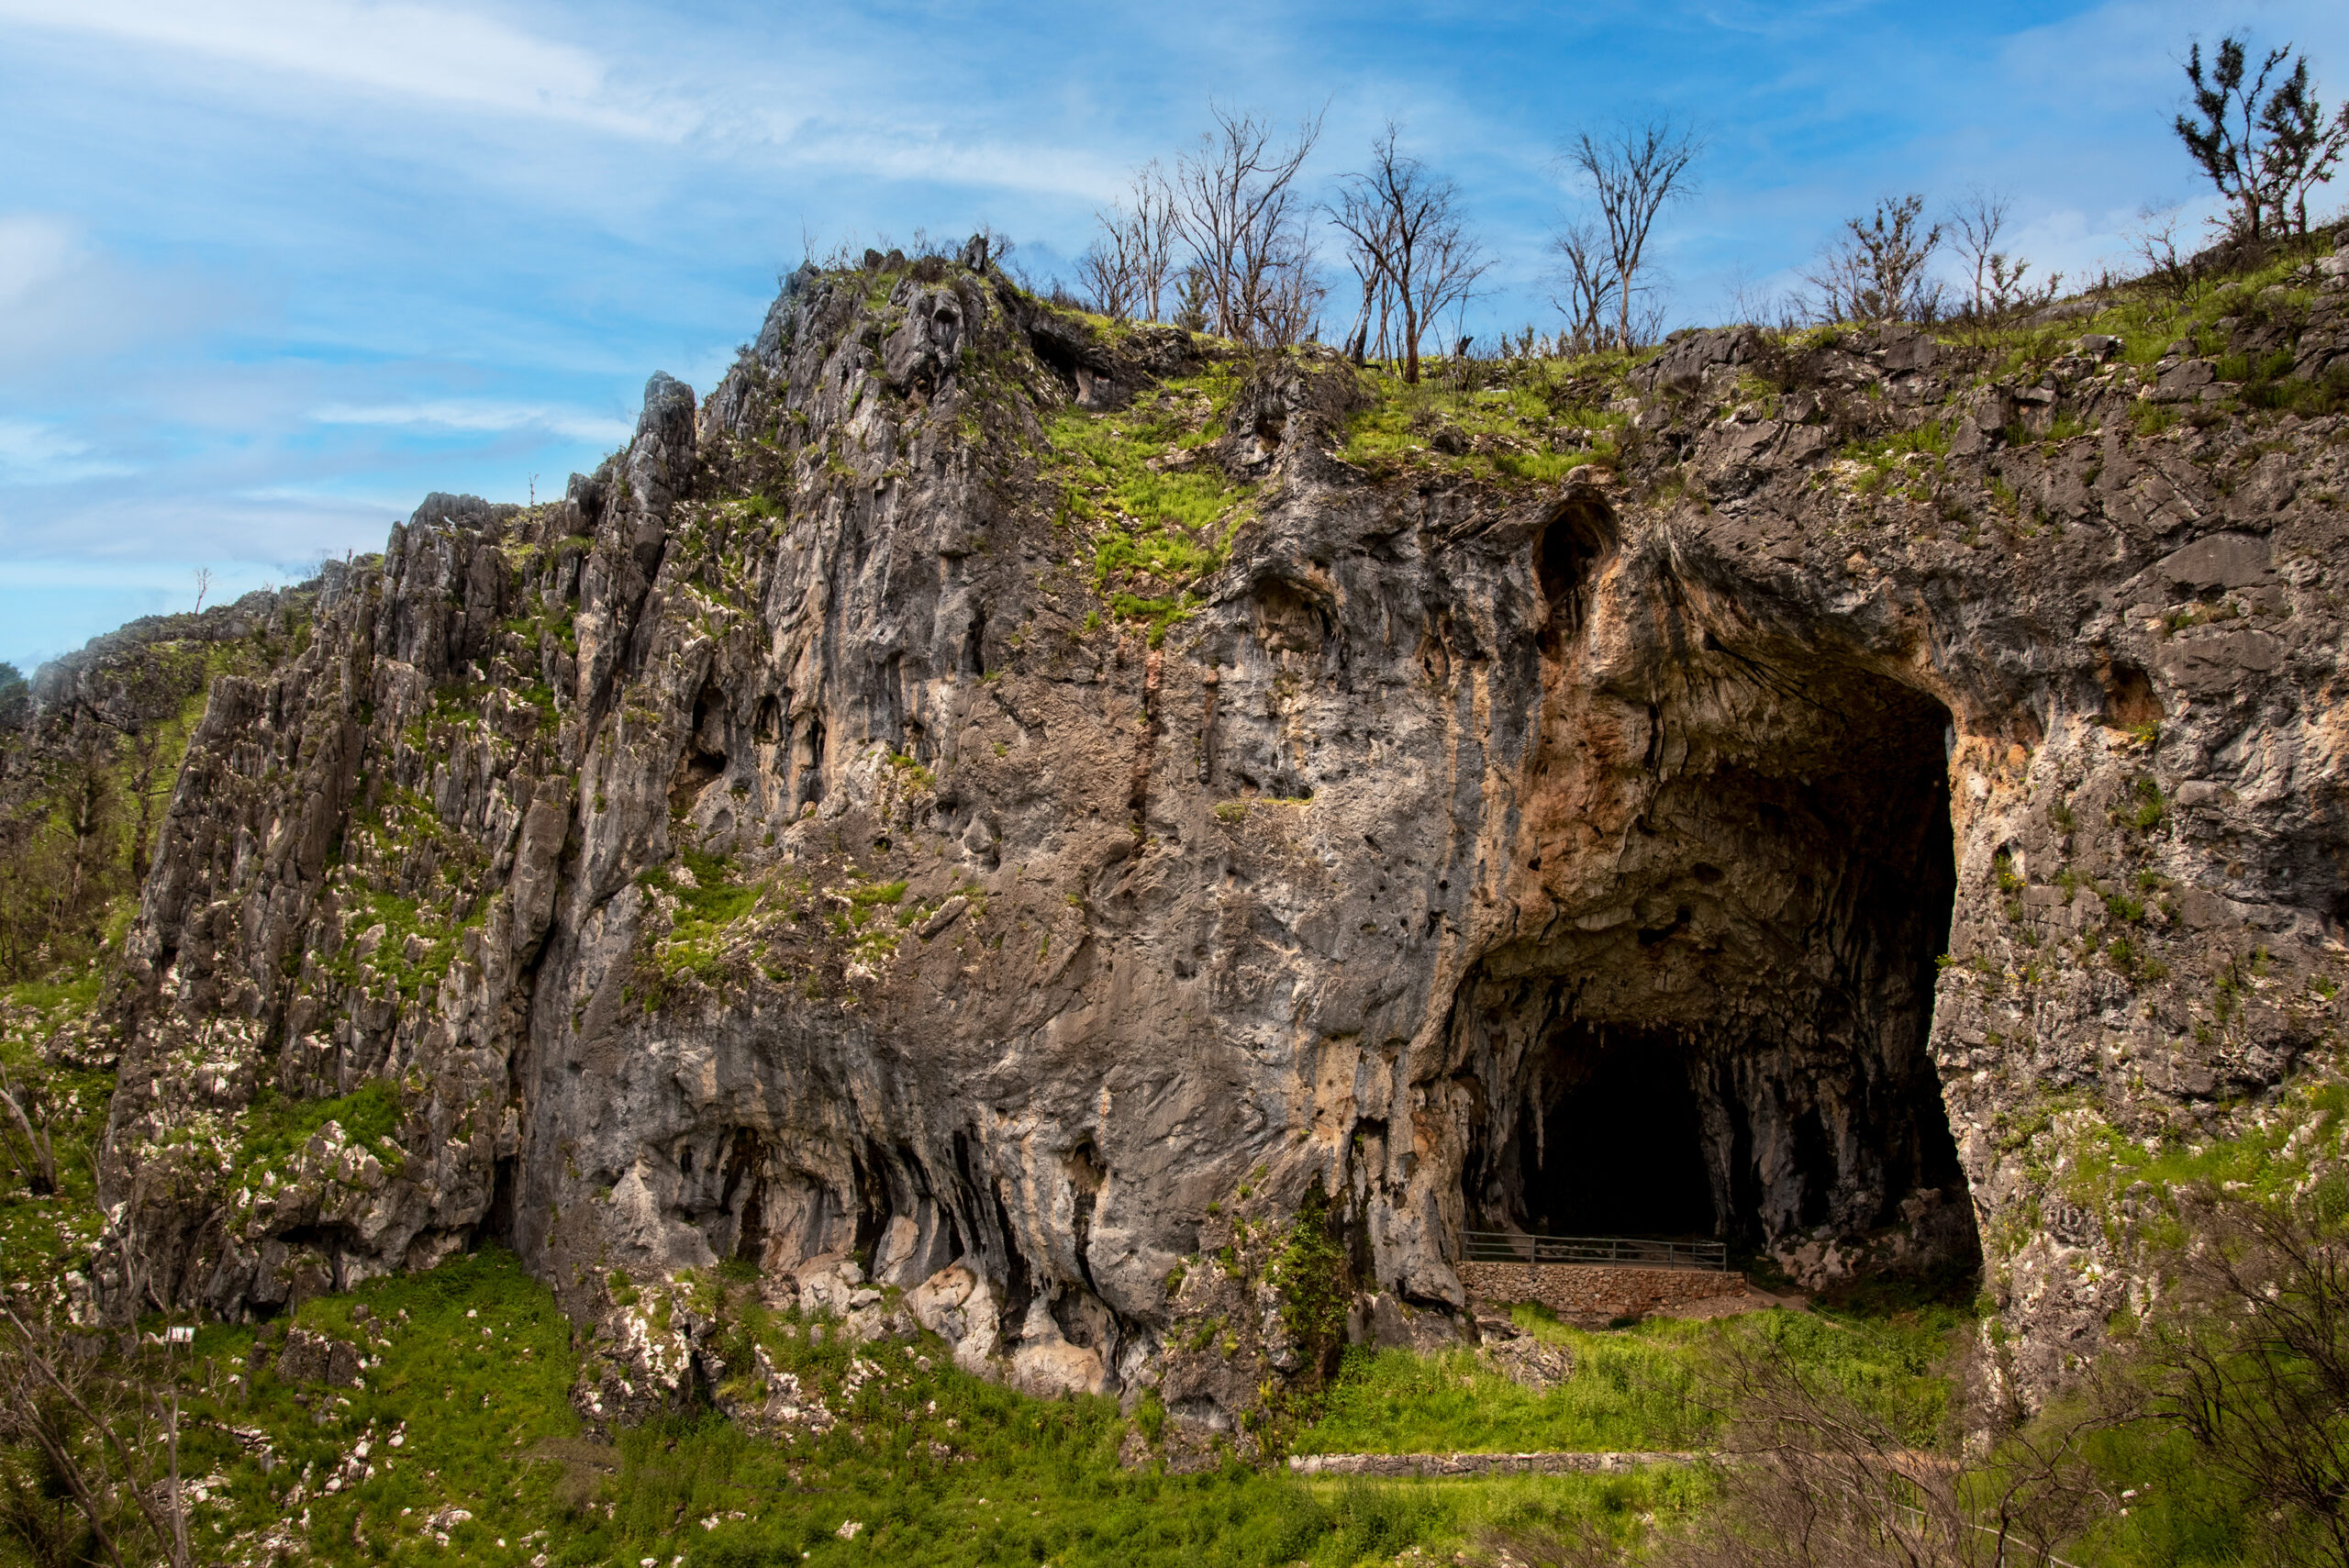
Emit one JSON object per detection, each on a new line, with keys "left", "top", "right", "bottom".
{"left": 1456, "top": 631, "right": 1978, "bottom": 1280}
{"left": 1518, "top": 1028, "right": 1715, "bottom": 1240}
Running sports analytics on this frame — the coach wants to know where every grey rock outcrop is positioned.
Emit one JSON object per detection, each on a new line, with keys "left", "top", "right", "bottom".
{"left": 91, "top": 240, "right": 2349, "bottom": 1425}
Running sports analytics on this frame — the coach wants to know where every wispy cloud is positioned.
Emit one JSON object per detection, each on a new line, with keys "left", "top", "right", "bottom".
{"left": 0, "top": 419, "right": 132, "bottom": 484}
{"left": 310, "top": 399, "right": 632, "bottom": 446}
{"left": 0, "top": 0, "right": 676, "bottom": 135}
{"left": 0, "top": 212, "right": 74, "bottom": 306}
{"left": 0, "top": 1, "right": 1127, "bottom": 202}
{"left": 0, "top": 211, "right": 239, "bottom": 375}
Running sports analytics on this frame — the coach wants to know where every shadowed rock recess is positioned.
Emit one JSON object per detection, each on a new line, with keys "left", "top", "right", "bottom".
{"left": 93, "top": 245, "right": 2349, "bottom": 1424}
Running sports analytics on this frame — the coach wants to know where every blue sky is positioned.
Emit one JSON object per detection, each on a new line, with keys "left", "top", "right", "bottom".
{"left": 5, "top": 0, "right": 2346, "bottom": 672}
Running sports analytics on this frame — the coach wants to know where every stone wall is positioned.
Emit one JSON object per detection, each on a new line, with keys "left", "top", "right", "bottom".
{"left": 1458, "top": 1261, "right": 1753, "bottom": 1321}
{"left": 1289, "top": 1450, "right": 1694, "bottom": 1476}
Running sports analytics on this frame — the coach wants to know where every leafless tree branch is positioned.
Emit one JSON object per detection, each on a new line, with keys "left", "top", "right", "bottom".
{"left": 1327, "top": 123, "right": 1490, "bottom": 382}
{"left": 1172, "top": 104, "right": 1327, "bottom": 349}
{"left": 1563, "top": 116, "right": 1703, "bottom": 351}
{"left": 1803, "top": 195, "right": 1946, "bottom": 323}
{"left": 1078, "top": 161, "right": 1179, "bottom": 321}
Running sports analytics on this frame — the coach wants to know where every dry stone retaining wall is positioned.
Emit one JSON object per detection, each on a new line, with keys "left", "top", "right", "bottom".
{"left": 1458, "top": 1261, "right": 1753, "bottom": 1320}
{"left": 1287, "top": 1451, "right": 1696, "bottom": 1477}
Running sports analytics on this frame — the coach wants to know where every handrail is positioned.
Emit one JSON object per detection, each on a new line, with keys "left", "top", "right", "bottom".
{"left": 1459, "top": 1230, "right": 1730, "bottom": 1272}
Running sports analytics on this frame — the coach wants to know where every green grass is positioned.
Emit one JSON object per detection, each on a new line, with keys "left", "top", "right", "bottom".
{"left": 636, "top": 849, "right": 775, "bottom": 999}
{"left": 1840, "top": 420, "right": 1951, "bottom": 462}
{"left": 324, "top": 887, "right": 478, "bottom": 1001}
{"left": 845, "top": 879, "right": 908, "bottom": 920}
{"left": 238, "top": 1080, "right": 407, "bottom": 1174}
{"left": 1337, "top": 369, "right": 1624, "bottom": 484}
{"left": 125, "top": 1250, "right": 1712, "bottom": 1567}
{"left": 1294, "top": 1302, "right": 1959, "bottom": 1459}
{"left": 1, "top": 973, "right": 102, "bottom": 1021}
{"left": 169, "top": 1249, "right": 585, "bottom": 1565}
{"left": 2058, "top": 1072, "right": 2349, "bottom": 1243}
{"left": 1046, "top": 374, "right": 1255, "bottom": 636}
{"left": 1955, "top": 239, "right": 2346, "bottom": 418}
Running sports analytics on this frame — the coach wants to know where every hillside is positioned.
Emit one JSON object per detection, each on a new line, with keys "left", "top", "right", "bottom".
{"left": 6, "top": 230, "right": 2349, "bottom": 1563}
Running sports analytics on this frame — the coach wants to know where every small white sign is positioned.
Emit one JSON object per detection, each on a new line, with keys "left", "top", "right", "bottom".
{"left": 165, "top": 1326, "right": 195, "bottom": 1345}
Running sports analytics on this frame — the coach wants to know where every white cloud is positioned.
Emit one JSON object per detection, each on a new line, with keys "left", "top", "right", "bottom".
{"left": 0, "top": 418, "right": 132, "bottom": 483}
{"left": 0, "top": 211, "right": 238, "bottom": 374}
{"left": 0, "top": 2, "right": 1138, "bottom": 204}
{"left": 0, "top": 214, "right": 75, "bottom": 306}
{"left": 751, "top": 122, "right": 1130, "bottom": 204}
{"left": 309, "top": 398, "right": 631, "bottom": 445}
{"left": 0, "top": 0, "right": 678, "bottom": 136}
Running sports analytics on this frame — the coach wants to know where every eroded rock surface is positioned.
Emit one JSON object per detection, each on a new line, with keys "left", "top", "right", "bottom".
{"left": 89, "top": 242, "right": 2349, "bottom": 1419}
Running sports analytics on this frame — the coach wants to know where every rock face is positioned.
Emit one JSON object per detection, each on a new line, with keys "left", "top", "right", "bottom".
{"left": 93, "top": 243, "right": 2349, "bottom": 1419}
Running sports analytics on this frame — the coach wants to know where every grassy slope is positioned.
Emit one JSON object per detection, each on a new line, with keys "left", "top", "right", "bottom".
{"left": 152, "top": 1252, "right": 1713, "bottom": 1568}
{"left": 1294, "top": 1301, "right": 1961, "bottom": 1461}
{"left": 0, "top": 977, "right": 114, "bottom": 1316}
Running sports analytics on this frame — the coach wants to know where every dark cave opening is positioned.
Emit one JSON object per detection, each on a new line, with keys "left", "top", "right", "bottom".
{"left": 1520, "top": 1028, "right": 1715, "bottom": 1239}
{"left": 1457, "top": 648, "right": 1979, "bottom": 1278}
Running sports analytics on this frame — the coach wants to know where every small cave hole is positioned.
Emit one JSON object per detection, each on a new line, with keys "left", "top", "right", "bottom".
{"left": 2097, "top": 659, "right": 2164, "bottom": 730}
{"left": 1535, "top": 501, "right": 1610, "bottom": 649}
{"left": 671, "top": 682, "right": 729, "bottom": 813}
{"left": 720, "top": 1130, "right": 767, "bottom": 1265}
{"left": 962, "top": 606, "right": 988, "bottom": 677}
{"left": 793, "top": 715, "right": 826, "bottom": 811}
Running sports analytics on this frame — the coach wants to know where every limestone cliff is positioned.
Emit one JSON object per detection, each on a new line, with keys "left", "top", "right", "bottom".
{"left": 91, "top": 238, "right": 2349, "bottom": 1421}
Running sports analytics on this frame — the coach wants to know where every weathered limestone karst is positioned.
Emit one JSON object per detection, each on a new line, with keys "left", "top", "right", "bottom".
{"left": 90, "top": 240, "right": 2349, "bottom": 1420}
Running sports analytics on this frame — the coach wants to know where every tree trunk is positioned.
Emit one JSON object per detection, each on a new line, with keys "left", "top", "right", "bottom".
{"left": 0, "top": 1079, "right": 54, "bottom": 1195}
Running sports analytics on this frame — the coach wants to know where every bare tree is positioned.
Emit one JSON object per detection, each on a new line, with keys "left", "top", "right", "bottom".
{"left": 0, "top": 1059, "right": 54, "bottom": 1196}
{"left": 1327, "top": 124, "right": 1490, "bottom": 383}
{"left": 189, "top": 568, "right": 212, "bottom": 617}
{"left": 1548, "top": 217, "right": 1620, "bottom": 355}
{"left": 2129, "top": 204, "right": 2199, "bottom": 300}
{"left": 1946, "top": 189, "right": 2062, "bottom": 323}
{"left": 1078, "top": 162, "right": 1179, "bottom": 321}
{"left": 1947, "top": 188, "right": 2008, "bottom": 317}
{"left": 1805, "top": 195, "right": 1945, "bottom": 322}
{"left": 1330, "top": 179, "right": 1396, "bottom": 363}
{"left": 1074, "top": 241, "right": 1138, "bottom": 320}
{"left": 1642, "top": 1332, "right": 2111, "bottom": 1568}
{"left": 0, "top": 1305, "right": 191, "bottom": 1568}
{"left": 1172, "top": 105, "right": 1327, "bottom": 348}
{"left": 2144, "top": 1191, "right": 2349, "bottom": 1568}
{"left": 1562, "top": 116, "right": 1703, "bottom": 352}
{"left": 2177, "top": 35, "right": 2349, "bottom": 242}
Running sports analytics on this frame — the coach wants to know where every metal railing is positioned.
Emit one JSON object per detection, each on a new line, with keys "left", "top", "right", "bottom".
{"left": 1460, "top": 1230, "right": 1730, "bottom": 1272}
